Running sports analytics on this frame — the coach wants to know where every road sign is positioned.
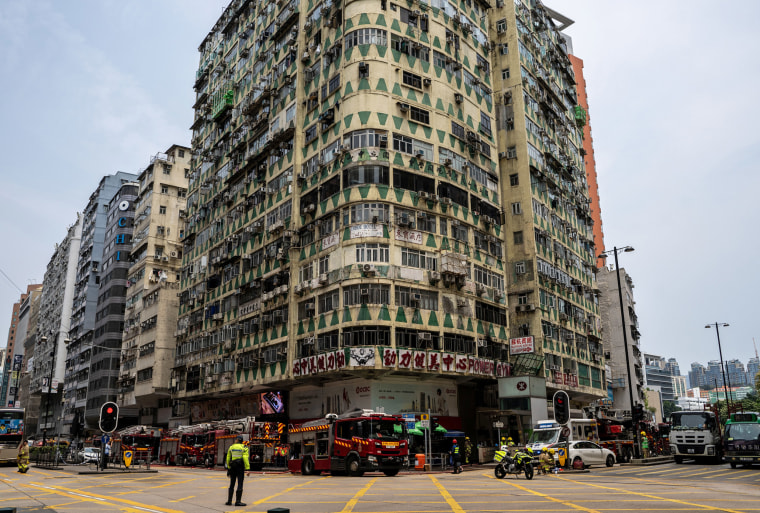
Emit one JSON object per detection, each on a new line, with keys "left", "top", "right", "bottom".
{"left": 493, "top": 421, "right": 504, "bottom": 428}
{"left": 123, "top": 450, "right": 133, "bottom": 468}
{"left": 402, "top": 414, "right": 416, "bottom": 430}
{"left": 420, "top": 419, "right": 430, "bottom": 428}
{"left": 560, "top": 426, "right": 571, "bottom": 438}
{"left": 420, "top": 413, "right": 429, "bottom": 421}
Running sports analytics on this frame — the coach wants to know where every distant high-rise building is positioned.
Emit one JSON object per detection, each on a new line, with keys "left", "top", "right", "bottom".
{"left": 32, "top": 215, "right": 82, "bottom": 438}
{"left": 665, "top": 357, "right": 680, "bottom": 377}
{"left": 725, "top": 358, "right": 747, "bottom": 388}
{"left": 119, "top": 146, "right": 190, "bottom": 428}
{"left": 65, "top": 172, "right": 137, "bottom": 433}
{"left": 689, "top": 362, "right": 707, "bottom": 389}
{"left": 1, "top": 284, "right": 42, "bottom": 407}
{"left": 644, "top": 353, "right": 674, "bottom": 402}
{"left": 747, "top": 357, "right": 759, "bottom": 387}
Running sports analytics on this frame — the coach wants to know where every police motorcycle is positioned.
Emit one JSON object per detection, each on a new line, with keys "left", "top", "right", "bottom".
{"left": 494, "top": 447, "right": 534, "bottom": 480}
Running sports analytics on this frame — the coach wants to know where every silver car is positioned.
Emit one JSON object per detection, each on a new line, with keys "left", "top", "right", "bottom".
{"left": 78, "top": 447, "right": 101, "bottom": 463}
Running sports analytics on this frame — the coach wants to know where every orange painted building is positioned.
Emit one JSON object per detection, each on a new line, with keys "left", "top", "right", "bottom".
{"left": 569, "top": 54, "right": 606, "bottom": 269}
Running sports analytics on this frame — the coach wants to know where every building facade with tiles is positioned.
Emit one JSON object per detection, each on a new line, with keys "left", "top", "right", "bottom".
{"left": 172, "top": 0, "right": 604, "bottom": 439}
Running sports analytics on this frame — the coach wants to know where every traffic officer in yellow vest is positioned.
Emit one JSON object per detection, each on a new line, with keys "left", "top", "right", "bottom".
{"left": 225, "top": 435, "right": 250, "bottom": 507}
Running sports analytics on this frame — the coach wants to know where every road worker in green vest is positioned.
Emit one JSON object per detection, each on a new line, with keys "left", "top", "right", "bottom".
{"left": 225, "top": 435, "right": 250, "bottom": 507}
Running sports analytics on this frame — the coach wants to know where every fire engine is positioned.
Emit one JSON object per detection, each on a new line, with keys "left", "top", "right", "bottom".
{"left": 111, "top": 425, "right": 162, "bottom": 464}
{"left": 594, "top": 416, "right": 636, "bottom": 463}
{"left": 287, "top": 409, "right": 408, "bottom": 477}
{"left": 160, "top": 417, "right": 282, "bottom": 468}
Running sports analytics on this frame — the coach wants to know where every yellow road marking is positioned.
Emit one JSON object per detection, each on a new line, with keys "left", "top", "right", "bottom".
{"left": 169, "top": 495, "right": 195, "bottom": 502}
{"left": 340, "top": 477, "right": 378, "bottom": 513}
{"left": 22, "top": 482, "right": 185, "bottom": 513}
{"left": 253, "top": 476, "right": 328, "bottom": 505}
{"left": 489, "top": 474, "right": 602, "bottom": 513}
{"left": 430, "top": 475, "right": 466, "bottom": 513}
{"left": 145, "top": 478, "right": 197, "bottom": 489}
{"left": 679, "top": 468, "right": 734, "bottom": 478}
{"left": 554, "top": 474, "right": 747, "bottom": 512}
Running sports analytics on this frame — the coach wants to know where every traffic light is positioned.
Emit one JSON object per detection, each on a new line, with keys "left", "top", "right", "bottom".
{"left": 99, "top": 402, "right": 119, "bottom": 433}
{"left": 632, "top": 404, "right": 644, "bottom": 422}
{"left": 553, "top": 391, "right": 570, "bottom": 425}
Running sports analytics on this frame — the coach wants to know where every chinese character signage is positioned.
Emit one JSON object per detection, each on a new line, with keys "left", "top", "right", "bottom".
{"left": 394, "top": 228, "right": 423, "bottom": 245}
{"left": 381, "top": 348, "right": 511, "bottom": 378}
{"left": 509, "top": 336, "right": 534, "bottom": 355}
{"left": 291, "top": 349, "right": 347, "bottom": 377}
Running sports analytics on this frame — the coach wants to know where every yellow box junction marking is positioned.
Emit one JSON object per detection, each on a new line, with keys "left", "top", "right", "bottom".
{"left": 554, "top": 474, "right": 748, "bottom": 513}
{"left": 430, "top": 475, "right": 466, "bottom": 513}
{"left": 488, "top": 473, "right": 602, "bottom": 513}
{"left": 22, "top": 482, "right": 185, "bottom": 513}
{"left": 340, "top": 477, "right": 378, "bottom": 513}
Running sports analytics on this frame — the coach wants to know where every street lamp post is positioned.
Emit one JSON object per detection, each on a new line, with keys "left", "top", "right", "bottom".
{"left": 599, "top": 246, "right": 639, "bottom": 459}
{"left": 705, "top": 323, "right": 731, "bottom": 412}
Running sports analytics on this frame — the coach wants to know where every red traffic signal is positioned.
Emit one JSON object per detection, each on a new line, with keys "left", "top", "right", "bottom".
{"left": 99, "top": 401, "right": 119, "bottom": 433}
{"left": 553, "top": 391, "right": 570, "bottom": 426}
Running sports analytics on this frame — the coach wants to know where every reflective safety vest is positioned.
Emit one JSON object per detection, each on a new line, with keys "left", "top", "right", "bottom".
{"left": 226, "top": 443, "right": 250, "bottom": 470}
{"left": 453, "top": 445, "right": 460, "bottom": 455}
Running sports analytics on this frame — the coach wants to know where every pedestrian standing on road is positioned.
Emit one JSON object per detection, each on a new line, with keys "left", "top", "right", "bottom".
{"left": 450, "top": 439, "right": 462, "bottom": 474}
{"left": 102, "top": 440, "right": 111, "bottom": 470}
{"left": 641, "top": 431, "right": 649, "bottom": 458}
{"left": 17, "top": 439, "right": 29, "bottom": 473}
{"left": 464, "top": 437, "right": 472, "bottom": 465}
{"left": 225, "top": 435, "right": 250, "bottom": 507}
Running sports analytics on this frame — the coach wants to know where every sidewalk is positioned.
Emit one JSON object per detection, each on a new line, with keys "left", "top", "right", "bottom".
{"left": 625, "top": 455, "right": 674, "bottom": 466}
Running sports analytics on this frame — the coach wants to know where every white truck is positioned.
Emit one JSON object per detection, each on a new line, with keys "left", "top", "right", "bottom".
{"left": 670, "top": 410, "right": 723, "bottom": 464}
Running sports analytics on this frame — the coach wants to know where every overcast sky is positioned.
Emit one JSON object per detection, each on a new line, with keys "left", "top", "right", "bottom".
{"left": 1, "top": 1, "right": 758, "bottom": 376}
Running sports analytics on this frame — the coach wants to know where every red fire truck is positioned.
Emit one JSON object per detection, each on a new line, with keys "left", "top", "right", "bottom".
{"left": 288, "top": 409, "right": 408, "bottom": 477}
{"left": 589, "top": 413, "right": 635, "bottom": 463}
{"left": 161, "top": 417, "right": 282, "bottom": 468}
{"left": 111, "top": 426, "right": 162, "bottom": 464}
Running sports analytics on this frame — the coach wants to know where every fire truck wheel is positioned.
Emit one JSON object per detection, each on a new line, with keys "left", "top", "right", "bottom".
{"left": 204, "top": 455, "right": 212, "bottom": 468}
{"left": 180, "top": 455, "right": 188, "bottom": 466}
{"left": 383, "top": 469, "right": 399, "bottom": 477}
{"left": 606, "top": 455, "right": 615, "bottom": 467}
{"left": 347, "top": 455, "right": 364, "bottom": 477}
{"left": 302, "top": 457, "right": 315, "bottom": 475}
{"left": 674, "top": 456, "right": 683, "bottom": 464}
{"left": 730, "top": 462, "right": 737, "bottom": 469}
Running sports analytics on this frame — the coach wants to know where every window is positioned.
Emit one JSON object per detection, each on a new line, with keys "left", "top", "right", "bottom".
{"left": 507, "top": 146, "right": 517, "bottom": 159}
{"left": 511, "top": 202, "right": 522, "bottom": 215}
{"left": 395, "top": 286, "right": 438, "bottom": 310}
{"left": 392, "top": 133, "right": 433, "bottom": 160}
{"left": 513, "top": 231, "right": 523, "bottom": 244}
{"left": 451, "top": 121, "right": 466, "bottom": 140}
{"left": 515, "top": 261, "right": 526, "bottom": 274}
{"left": 299, "top": 262, "right": 314, "bottom": 283}
{"left": 163, "top": 166, "right": 171, "bottom": 175}
{"left": 178, "top": 149, "right": 185, "bottom": 158}
{"left": 500, "top": 43, "right": 509, "bottom": 55}
{"left": 475, "top": 301, "right": 507, "bottom": 326}
{"left": 401, "top": 247, "right": 437, "bottom": 270}
{"left": 416, "top": 212, "right": 436, "bottom": 233}
{"left": 355, "top": 243, "right": 389, "bottom": 263}
{"left": 510, "top": 173, "right": 519, "bottom": 186}
{"left": 393, "top": 168, "right": 435, "bottom": 193}
{"left": 319, "top": 255, "right": 330, "bottom": 275}
{"left": 496, "top": 18, "right": 507, "bottom": 33}
{"left": 474, "top": 265, "right": 504, "bottom": 291}
{"left": 451, "top": 221, "right": 468, "bottom": 242}
{"left": 298, "top": 299, "right": 316, "bottom": 320}
{"left": 443, "top": 333, "right": 475, "bottom": 354}
{"left": 344, "top": 284, "right": 390, "bottom": 305}
{"left": 305, "top": 124, "right": 318, "bottom": 143}
{"left": 402, "top": 71, "right": 422, "bottom": 89}
{"left": 343, "top": 326, "right": 390, "bottom": 347}
{"left": 480, "top": 111, "right": 492, "bottom": 136}
{"left": 318, "top": 289, "right": 339, "bottom": 313}
{"left": 318, "top": 330, "right": 340, "bottom": 352}
{"left": 343, "top": 165, "right": 390, "bottom": 186}
{"left": 345, "top": 28, "right": 388, "bottom": 49}
{"left": 161, "top": 185, "right": 169, "bottom": 194}
{"left": 393, "top": 133, "right": 413, "bottom": 154}
{"left": 347, "top": 203, "right": 390, "bottom": 224}
{"left": 347, "top": 129, "right": 386, "bottom": 149}
{"left": 396, "top": 328, "right": 439, "bottom": 350}
{"left": 159, "top": 206, "right": 167, "bottom": 215}
{"left": 409, "top": 106, "right": 430, "bottom": 124}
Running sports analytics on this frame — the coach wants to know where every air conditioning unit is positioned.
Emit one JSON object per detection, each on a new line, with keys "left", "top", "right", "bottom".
{"left": 418, "top": 332, "right": 432, "bottom": 341}
{"left": 411, "top": 293, "right": 422, "bottom": 305}
{"left": 318, "top": 273, "right": 329, "bottom": 284}
{"left": 456, "top": 298, "right": 467, "bottom": 307}
{"left": 212, "top": 313, "right": 223, "bottom": 321}
{"left": 418, "top": 191, "right": 430, "bottom": 199}
{"left": 398, "top": 102, "right": 411, "bottom": 113}
{"left": 423, "top": 77, "right": 432, "bottom": 86}
{"left": 454, "top": 93, "right": 464, "bottom": 104}
{"left": 429, "top": 271, "right": 441, "bottom": 283}
{"left": 303, "top": 336, "right": 315, "bottom": 345}
{"left": 303, "top": 203, "right": 316, "bottom": 214}
{"left": 362, "top": 264, "right": 376, "bottom": 275}
{"left": 477, "top": 338, "right": 487, "bottom": 347}
{"left": 440, "top": 197, "right": 452, "bottom": 206}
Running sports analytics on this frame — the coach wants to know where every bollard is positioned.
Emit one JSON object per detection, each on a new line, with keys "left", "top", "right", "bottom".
{"left": 267, "top": 509, "right": 290, "bottom": 513}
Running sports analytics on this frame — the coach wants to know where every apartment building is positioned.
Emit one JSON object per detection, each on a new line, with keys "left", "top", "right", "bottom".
{"left": 173, "top": 0, "right": 602, "bottom": 434}
{"left": 1, "top": 284, "right": 42, "bottom": 407}
{"left": 31, "top": 216, "right": 82, "bottom": 437}
{"left": 119, "top": 147, "right": 190, "bottom": 427}
{"left": 65, "top": 172, "right": 137, "bottom": 432}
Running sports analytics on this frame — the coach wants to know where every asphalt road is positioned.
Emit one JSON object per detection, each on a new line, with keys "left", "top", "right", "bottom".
{"left": 3, "top": 461, "right": 760, "bottom": 513}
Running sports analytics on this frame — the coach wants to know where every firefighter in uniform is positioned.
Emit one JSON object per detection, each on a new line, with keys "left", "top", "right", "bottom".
{"left": 450, "top": 439, "right": 462, "bottom": 474}
{"left": 17, "top": 439, "right": 29, "bottom": 473}
{"left": 225, "top": 435, "right": 250, "bottom": 507}
{"left": 464, "top": 437, "right": 472, "bottom": 465}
